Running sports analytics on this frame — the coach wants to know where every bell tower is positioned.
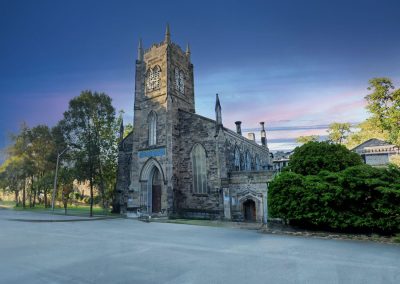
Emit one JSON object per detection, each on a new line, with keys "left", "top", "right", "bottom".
{"left": 134, "top": 25, "right": 194, "bottom": 121}
{"left": 129, "top": 25, "right": 194, "bottom": 215}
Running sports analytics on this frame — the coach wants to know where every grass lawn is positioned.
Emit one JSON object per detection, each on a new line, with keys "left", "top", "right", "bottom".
{"left": 0, "top": 200, "right": 116, "bottom": 216}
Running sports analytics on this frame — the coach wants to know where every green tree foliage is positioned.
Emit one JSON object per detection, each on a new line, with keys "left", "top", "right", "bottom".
{"left": 345, "top": 118, "right": 389, "bottom": 149}
{"left": 269, "top": 165, "right": 400, "bottom": 233}
{"left": 8, "top": 123, "right": 35, "bottom": 207}
{"left": 327, "top": 122, "right": 351, "bottom": 144}
{"left": 296, "top": 135, "right": 319, "bottom": 144}
{"left": 61, "top": 91, "right": 118, "bottom": 216}
{"left": 124, "top": 123, "right": 133, "bottom": 138}
{"left": 0, "top": 155, "right": 25, "bottom": 206}
{"left": 28, "top": 125, "right": 57, "bottom": 207}
{"left": 390, "top": 154, "right": 400, "bottom": 167}
{"left": 365, "top": 77, "right": 400, "bottom": 146}
{"left": 289, "top": 141, "right": 363, "bottom": 175}
{"left": 0, "top": 123, "right": 61, "bottom": 208}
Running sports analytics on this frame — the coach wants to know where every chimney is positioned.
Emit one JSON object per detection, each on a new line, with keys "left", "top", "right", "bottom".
{"left": 235, "top": 121, "right": 242, "bottom": 135}
{"left": 247, "top": 132, "right": 255, "bottom": 142}
{"left": 260, "top": 122, "right": 267, "bottom": 146}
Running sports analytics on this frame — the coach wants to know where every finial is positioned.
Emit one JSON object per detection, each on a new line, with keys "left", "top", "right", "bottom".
{"left": 215, "top": 93, "right": 221, "bottom": 110}
{"left": 119, "top": 118, "right": 124, "bottom": 141}
{"left": 186, "top": 43, "right": 191, "bottom": 60}
{"left": 165, "top": 23, "right": 171, "bottom": 44}
{"left": 137, "top": 38, "right": 143, "bottom": 61}
{"left": 215, "top": 94, "right": 223, "bottom": 136}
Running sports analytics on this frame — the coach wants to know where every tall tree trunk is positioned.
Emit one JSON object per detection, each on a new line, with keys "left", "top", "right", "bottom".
{"left": 29, "top": 189, "right": 32, "bottom": 208}
{"left": 44, "top": 189, "right": 48, "bottom": 208}
{"left": 98, "top": 161, "right": 106, "bottom": 210}
{"left": 15, "top": 190, "right": 19, "bottom": 207}
{"left": 90, "top": 177, "right": 93, "bottom": 217}
{"left": 22, "top": 181, "right": 26, "bottom": 208}
{"left": 31, "top": 175, "right": 36, "bottom": 207}
{"left": 32, "top": 187, "right": 37, "bottom": 208}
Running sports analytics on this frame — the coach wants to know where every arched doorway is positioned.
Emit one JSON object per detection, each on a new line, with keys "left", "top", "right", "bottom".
{"left": 243, "top": 199, "right": 256, "bottom": 221}
{"left": 151, "top": 167, "right": 162, "bottom": 213}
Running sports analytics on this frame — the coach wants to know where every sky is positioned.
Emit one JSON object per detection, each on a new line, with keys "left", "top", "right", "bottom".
{"left": 1, "top": 0, "right": 400, "bottom": 155}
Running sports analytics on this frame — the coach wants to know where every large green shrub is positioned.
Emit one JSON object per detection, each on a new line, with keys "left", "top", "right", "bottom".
{"left": 269, "top": 165, "right": 400, "bottom": 233}
{"left": 289, "top": 141, "right": 363, "bottom": 175}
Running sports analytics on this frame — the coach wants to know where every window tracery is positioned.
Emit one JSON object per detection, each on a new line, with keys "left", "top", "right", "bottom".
{"left": 192, "top": 144, "right": 207, "bottom": 194}
{"left": 146, "top": 66, "right": 161, "bottom": 92}
{"left": 174, "top": 68, "right": 185, "bottom": 94}
{"left": 245, "top": 151, "right": 252, "bottom": 171}
{"left": 234, "top": 147, "right": 241, "bottom": 171}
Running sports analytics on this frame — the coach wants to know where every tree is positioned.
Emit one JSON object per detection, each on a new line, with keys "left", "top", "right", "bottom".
{"left": 124, "top": 123, "right": 133, "bottom": 138}
{"left": 61, "top": 91, "right": 118, "bottom": 216}
{"left": 327, "top": 122, "right": 351, "bottom": 144}
{"left": 28, "top": 125, "right": 57, "bottom": 207}
{"left": 345, "top": 118, "right": 389, "bottom": 149}
{"left": 296, "top": 135, "right": 319, "bottom": 144}
{"left": 0, "top": 155, "right": 24, "bottom": 206}
{"left": 289, "top": 141, "right": 363, "bottom": 175}
{"left": 9, "top": 123, "right": 35, "bottom": 208}
{"left": 58, "top": 167, "right": 74, "bottom": 215}
{"left": 365, "top": 77, "right": 400, "bottom": 146}
{"left": 269, "top": 165, "right": 400, "bottom": 233}
{"left": 389, "top": 155, "right": 400, "bottom": 167}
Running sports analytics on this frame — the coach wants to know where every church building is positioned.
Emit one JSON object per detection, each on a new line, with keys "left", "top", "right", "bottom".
{"left": 116, "top": 26, "right": 274, "bottom": 222}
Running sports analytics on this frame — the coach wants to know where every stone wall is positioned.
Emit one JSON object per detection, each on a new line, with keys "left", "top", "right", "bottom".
{"left": 176, "top": 110, "right": 223, "bottom": 218}
{"left": 116, "top": 132, "right": 133, "bottom": 213}
{"left": 227, "top": 171, "right": 274, "bottom": 222}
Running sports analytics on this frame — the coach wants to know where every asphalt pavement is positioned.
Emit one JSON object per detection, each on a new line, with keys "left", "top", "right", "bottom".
{"left": 0, "top": 209, "right": 399, "bottom": 284}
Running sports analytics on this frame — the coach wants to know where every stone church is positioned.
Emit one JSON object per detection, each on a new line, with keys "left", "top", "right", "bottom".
{"left": 116, "top": 26, "right": 274, "bottom": 222}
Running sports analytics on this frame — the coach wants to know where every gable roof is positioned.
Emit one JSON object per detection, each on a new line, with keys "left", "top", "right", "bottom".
{"left": 352, "top": 138, "right": 399, "bottom": 155}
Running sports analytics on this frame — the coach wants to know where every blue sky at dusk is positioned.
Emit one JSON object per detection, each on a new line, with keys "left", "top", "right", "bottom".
{"left": 1, "top": 0, "right": 399, "bottom": 153}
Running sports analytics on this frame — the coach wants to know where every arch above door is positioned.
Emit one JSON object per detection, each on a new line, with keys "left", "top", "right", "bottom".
{"left": 139, "top": 158, "right": 165, "bottom": 183}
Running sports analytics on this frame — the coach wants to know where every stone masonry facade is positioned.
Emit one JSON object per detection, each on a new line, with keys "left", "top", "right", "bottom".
{"left": 116, "top": 27, "right": 275, "bottom": 222}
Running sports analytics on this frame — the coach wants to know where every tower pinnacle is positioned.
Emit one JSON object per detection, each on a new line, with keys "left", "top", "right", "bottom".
{"left": 137, "top": 38, "right": 143, "bottom": 61}
{"left": 165, "top": 24, "right": 171, "bottom": 44}
{"left": 215, "top": 94, "right": 223, "bottom": 136}
{"left": 186, "top": 43, "right": 191, "bottom": 60}
{"left": 119, "top": 118, "right": 124, "bottom": 142}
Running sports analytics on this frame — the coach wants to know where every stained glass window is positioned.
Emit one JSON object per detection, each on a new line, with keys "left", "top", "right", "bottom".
{"left": 245, "top": 151, "right": 252, "bottom": 171}
{"left": 234, "top": 147, "right": 241, "bottom": 171}
{"left": 192, "top": 144, "right": 207, "bottom": 194}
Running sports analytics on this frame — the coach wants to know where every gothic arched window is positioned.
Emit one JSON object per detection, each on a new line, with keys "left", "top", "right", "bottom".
{"left": 174, "top": 68, "right": 185, "bottom": 94}
{"left": 245, "top": 151, "right": 252, "bottom": 171}
{"left": 234, "top": 147, "right": 241, "bottom": 171}
{"left": 148, "top": 112, "right": 157, "bottom": 146}
{"left": 191, "top": 144, "right": 207, "bottom": 194}
{"left": 255, "top": 156, "right": 260, "bottom": 171}
{"left": 146, "top": 66, "right": 161, "bottom": 92}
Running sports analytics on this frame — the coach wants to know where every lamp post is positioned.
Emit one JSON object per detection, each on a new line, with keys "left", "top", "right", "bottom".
{"left": 51, "top": 147, "right": 69, "bottom": 212}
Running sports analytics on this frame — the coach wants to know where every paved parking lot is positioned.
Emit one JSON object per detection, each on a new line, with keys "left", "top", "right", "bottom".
{"left": 0, "top": 209, "right": 399, "bottom": 284}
